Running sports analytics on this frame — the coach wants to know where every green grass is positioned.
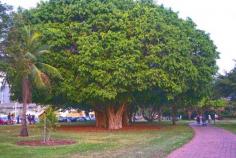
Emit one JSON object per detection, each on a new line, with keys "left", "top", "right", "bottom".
{"left": 0, "top": 121, "right": 193, "bottom": 158}
{"left": 215, "top": 119, "right": 236, "bottom": 134}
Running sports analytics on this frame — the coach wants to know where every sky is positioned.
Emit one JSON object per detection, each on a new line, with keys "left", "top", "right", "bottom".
{"left": 1, "top": 0, "right": 236, "bottom": 74}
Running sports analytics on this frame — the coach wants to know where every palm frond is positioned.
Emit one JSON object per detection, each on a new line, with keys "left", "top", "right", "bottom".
{"left": 31, "top": 65, "right": 49, "bottom": 88}
{"left": 23, "top": 26, "right": 41, "bottom": 50}
{"left": 23, "top": 26, "right": 31, "bottom": 47}
{"left": 36, "top": 49, "right": 50, "bottom": 57}
{"left": 39, "top": 63, "right": 62, "bottom": 79}
{"left": 24, "top": 52, "right": 37, "bottom": 61}
{"left": 40, "top": 72, "right": 50, "bottom": 86}
{"left": 30, "top": 32, "right": 41, "bottom": 44}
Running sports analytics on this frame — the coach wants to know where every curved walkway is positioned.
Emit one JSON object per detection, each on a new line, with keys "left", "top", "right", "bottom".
{"left": 167, "top": 123, "right": 236, "bottom": 158}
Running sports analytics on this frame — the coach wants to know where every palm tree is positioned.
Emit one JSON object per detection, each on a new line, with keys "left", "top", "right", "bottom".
{"left": 4, "top": 26, "right": 61, "bottom": 136}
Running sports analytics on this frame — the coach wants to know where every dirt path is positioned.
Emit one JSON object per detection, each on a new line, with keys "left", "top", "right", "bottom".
{"left": 167, "top": 123, "right": 236, "bottom": 158}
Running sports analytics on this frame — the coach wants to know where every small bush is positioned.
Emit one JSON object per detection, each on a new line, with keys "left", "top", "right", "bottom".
{"left": 38, "top": 106, "right": 59, "bottom": 143}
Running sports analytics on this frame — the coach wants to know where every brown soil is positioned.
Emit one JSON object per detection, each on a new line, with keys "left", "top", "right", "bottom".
{"left": 17, "top": 139, "right": 76, "bottom": 146}
{"left": 59, "top": 124, "right": 161, "bottom": 132}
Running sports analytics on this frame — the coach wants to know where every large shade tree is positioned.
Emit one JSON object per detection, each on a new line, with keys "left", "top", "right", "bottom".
{"left": 214, "top": 63, "right": 236, "bottom": 114}
{"left": 21, "top": 0, "right": 218, "bottom": 129}
{"left": 169, "top": 10, "right": 218, "bottom": 122}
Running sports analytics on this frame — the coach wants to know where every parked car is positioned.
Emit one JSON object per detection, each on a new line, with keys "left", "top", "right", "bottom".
{"left": 90, "top": 117, "right": 96, "bottom": 121}
{"left": 76, "top": 117, "right": 87, "bottom": 122}
{"left": 68, "top": 117, "right": 78, "bottom": 122}
{"left": 58, "top": 116, "right": 91, "bottom": 123}
{"left": 0, "top": 117, "right": 8, "bottom": 125}
{"left": 58, "top": 116, "right": 68, "bottom": 122}
{"left": 84, "top": 116, "right": 96, "bottom": 121}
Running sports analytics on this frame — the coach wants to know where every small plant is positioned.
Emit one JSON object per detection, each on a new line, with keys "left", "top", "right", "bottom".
{"left": 38, "top": 106, "right": 59, "bottom": 143}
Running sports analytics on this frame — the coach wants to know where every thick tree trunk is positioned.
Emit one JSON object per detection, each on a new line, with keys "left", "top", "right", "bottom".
{"left": 20, "top": 77, "right": 29, "bottom": 137}
{"left": 128, "top": 111, "right": 133, "bottom": 124}
{"left": 172, "top": 105, "right": 177, "bottom": 125}
{"left": 95, "top": 110, "right": 107, "bottom": 128}
{"left": 122, "top": 108, "right": 129, "bottom": 127}
{"left": 106, "top": 104, "right": 126, "bottom": 130}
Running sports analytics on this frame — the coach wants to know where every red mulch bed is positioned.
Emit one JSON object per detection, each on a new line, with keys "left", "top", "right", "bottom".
{"left": 58, "top": 124, "right": 161, "bottom": 132}
{"left": 17, "top": 139, "right": 76, "bottom": 146}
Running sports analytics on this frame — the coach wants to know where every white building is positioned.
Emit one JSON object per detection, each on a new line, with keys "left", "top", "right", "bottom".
{"left": 0, "top": 77, "right": 42, "bottom": 115}
{"left": 0, "top": 82, "right": 10, "bottom": 104}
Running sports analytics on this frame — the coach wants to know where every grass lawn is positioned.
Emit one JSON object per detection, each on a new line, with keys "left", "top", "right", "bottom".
{"left": 215, "top": 119, "right": 236, "bottom": 134}
{"left": 0, "top": 121, "right": 193, "bottom": 158}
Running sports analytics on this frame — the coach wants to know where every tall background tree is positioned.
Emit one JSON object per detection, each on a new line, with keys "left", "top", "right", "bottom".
{"left": 214, "top": 63, "right": 236, "bottom": 117}
{"left": 1, "top": 20, "right": 61, "bottom": 136}
{"left": 0, "top": 2, "right": 12, "bottom": 75}
{"left": 0, "top": 2, "right": 12, "bottom": 44}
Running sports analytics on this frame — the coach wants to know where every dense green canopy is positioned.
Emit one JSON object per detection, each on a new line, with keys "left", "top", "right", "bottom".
{"left": 22, "top": 0, "right": 218, "bottom": 107}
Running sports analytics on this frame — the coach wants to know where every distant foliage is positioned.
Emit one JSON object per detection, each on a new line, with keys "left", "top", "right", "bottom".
{"left": 215, "top": 63, "right": 236, "bottom": 100}
{"left": 199, "top": 97, "right": 228, "bottom": 110}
